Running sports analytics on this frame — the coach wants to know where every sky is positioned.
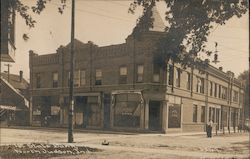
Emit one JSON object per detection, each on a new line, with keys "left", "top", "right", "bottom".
{"left": 1, "top": 0, "right": 249, "bottom": 80}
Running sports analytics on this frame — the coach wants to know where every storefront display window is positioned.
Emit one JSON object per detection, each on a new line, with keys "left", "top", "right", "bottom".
{"left": 168, "top": 104, "right": 181, "bottom": 128}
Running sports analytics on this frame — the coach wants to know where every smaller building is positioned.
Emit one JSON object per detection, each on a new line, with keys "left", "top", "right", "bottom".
{"left": 0, "top": 71, "right": 29, "bottom": 126}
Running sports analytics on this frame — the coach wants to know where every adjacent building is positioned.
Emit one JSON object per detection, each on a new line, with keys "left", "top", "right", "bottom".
{"left": 29, "top": 9, "right": 245, "bottom": 132}
{"left": 0, "top": 0, "right": 16, "bottom": 62}
{"left": 0, "top": 71, "right": 29, "bottom": 126}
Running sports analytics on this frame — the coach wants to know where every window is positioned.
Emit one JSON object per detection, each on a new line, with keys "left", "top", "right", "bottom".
{"left": 175, "top": 68, "right": 181, "bottom": 87}
{"left": 196, "top": 77, "right": 204, "bottom": 94}
{"left": 137, "top": 65, "right": 144, "bottom": 82}
{"left": 218, "top": 85, "right": 221, "bottom": 98}
{"left": 113, "top": 93, "right": 142, "bottom": 127}
{"left": 80, "top": 70, "right": 86, "bottom": 86}
{"left": 201, "top": 106, "right": 205, "bottom": 123}
{"left": 233, "top": 90, "right": 238, "bottom": 102}
{"left": 168, "top": 104, "right": 181, "bottom": 128}
{"left": 221, "top": 87, "right": 227, "bottom": 100}
{"left": 168, "top": 65, "right": 173, "bottom": 85}
{"left": 74, "top": 70, "right": 80, "bottom": 87}
{"left": 52, "top": 72, "right": 58, "bottom": 88}
{"left": 36, "top": 73, "right": 41, "bottom": 88}
{"left": 209, "top": 82, "right": 213, "bottom": 96}
{"left": 209, "top": 107, "right": 215, "bottom": 121}
{"left": 95, "top": 69, "right": 102, "bottom": 85}
{"left": 119, "top": 66, "right": 127, "bottom": 84}
{"left": 153, "top": 64, "right": 160, "bottom": 83}
{"left": 186, "top": 72, "right": 191, "bottom": 90}
{"left": 193, "top": 105, "right": 198, "bottom": 122}
{"left": 214, "top": 83, "right": 217, "bottom": 97}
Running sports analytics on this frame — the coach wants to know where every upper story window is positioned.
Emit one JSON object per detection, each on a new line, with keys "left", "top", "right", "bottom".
{"left": 221, "top": 86, "right": 227, "bottom": 100}
{"left": 153, "top": 64, "right": 160, "bottom": 83}
{"left": 214, "top": 83, "right": 217, "bottom": 97}
{"left": 119, "top": 66, "right": 127, "bottom": 84}
{"left": 52, "top": 72, "right": 58, "bottom": 88}
{"left": 95, "top": 69, "right": 102, "bottom": 85}
{"left": 36, "top": 73, "right": 41, "bottom": 88}
{"left": 175, "top": 68, "right": 181, "bottom": 87}
{"left": 233, "top": 90, "right": 239, "bottom": 102}
{"left": 67, "top": 71, "right": 70, "bottom": 87}
{"left": 74, "top": 70, "right": 80, "bottom": 87}
{"left": 186, "top": 72, "right": 191, "bottom": 90}
{"left": 196, "top": 77, "right": 204, "bottom": 94}
{"left": 168, "top": 65, "right": 173, "bottom": 85}
{"left": 80, "top": 70, "right": 86, "bottom": 86}
{"left": 209, "top": 81, "right": 213, "bottom": 96}
{"left": 136, "top": 65, "right": 144, "bottom": 83}
{"left": 218, "top": 85, "right": 222, "bottom": 98}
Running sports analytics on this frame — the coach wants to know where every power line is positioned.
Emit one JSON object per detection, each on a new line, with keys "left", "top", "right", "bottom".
{"left": 50, "top": 2, "right": 135, "bottom": 23}
{"left": 50, "top": 2, "right": 166, "bottom": 29}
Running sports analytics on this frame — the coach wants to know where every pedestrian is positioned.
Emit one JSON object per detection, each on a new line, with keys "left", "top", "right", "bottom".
{"left": 208, "top": 119, "right": 213, "bottom": 138}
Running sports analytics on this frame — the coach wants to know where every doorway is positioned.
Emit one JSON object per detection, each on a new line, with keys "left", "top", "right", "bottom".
{"left": 149, "top": 101, "right": 162, "bottom": 131}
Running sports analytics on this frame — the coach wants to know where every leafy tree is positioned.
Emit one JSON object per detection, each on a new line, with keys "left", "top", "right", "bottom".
{"left": 130, "top": 0, "right": 248, "bottom": 69}
{"left": 238, "top": 70, "right": 250, "bottom": 119}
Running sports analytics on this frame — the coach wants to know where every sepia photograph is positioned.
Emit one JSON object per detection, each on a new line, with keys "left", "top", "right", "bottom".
{"left": 0, "top": 0, "right": 249, "bottom": 158}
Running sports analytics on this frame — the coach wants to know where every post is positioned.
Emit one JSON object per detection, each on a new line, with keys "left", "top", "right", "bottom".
{"left": 68, "top": 0, "right": 75, "bottom": 143}
{"left": 4, "top": 64, "right": 12, "bottom": 82}
{"left": 205, "top": 72, "right": 209, "bottom": 132}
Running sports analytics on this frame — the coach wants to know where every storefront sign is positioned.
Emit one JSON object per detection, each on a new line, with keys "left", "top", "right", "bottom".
{"left": 33, "top": 110, "right": 41, "bottom": 115}
{"left": 51, "top": 106, "right": 60, "bottom": 115}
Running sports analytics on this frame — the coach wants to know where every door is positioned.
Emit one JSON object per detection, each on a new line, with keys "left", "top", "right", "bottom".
{"left": 149, "top": 101, "right": 162, "bottom": 131}
{"left": 103, "top": 93, "right": 111, "bottom": 129}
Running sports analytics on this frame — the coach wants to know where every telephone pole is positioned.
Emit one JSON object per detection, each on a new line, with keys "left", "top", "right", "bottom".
{"left": 68, "top": 0, "right": 75, "bottom": 143}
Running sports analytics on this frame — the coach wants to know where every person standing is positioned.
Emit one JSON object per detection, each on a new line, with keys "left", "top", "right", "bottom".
{"left": 208, "top": 119, "right": 213, "bottom": 138}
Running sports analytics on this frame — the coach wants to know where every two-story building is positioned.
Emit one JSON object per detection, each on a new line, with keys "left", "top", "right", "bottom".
{"left": 29, "top": 9, "right": 245, "bottom": 133}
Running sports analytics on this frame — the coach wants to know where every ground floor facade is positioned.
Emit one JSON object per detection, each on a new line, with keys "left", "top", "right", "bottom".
{"left": 30, "top": 90, "right": 242, "bottom": 133}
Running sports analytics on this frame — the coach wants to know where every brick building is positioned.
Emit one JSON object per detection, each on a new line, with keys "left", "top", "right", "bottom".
{"left": 29, "top": 9, "right": 245, "bottom": 132}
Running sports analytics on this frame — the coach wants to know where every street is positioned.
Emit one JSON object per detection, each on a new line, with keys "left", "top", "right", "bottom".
{"left": 0, "top": 127, "right": 249, "bottom": 159}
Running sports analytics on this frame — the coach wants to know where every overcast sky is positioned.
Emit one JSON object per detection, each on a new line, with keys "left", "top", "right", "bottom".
{"left": 1, "top": 0, "right": 249, "bottom": 80}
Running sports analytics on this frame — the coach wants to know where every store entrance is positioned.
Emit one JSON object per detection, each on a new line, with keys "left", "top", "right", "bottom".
{"left": 149, "top": 101, "right": 162, "bottom": 131}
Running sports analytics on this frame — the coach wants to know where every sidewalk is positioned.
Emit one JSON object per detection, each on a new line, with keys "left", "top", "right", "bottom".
{"left": 1, "top": 125, "right": 246, "bottom": 137}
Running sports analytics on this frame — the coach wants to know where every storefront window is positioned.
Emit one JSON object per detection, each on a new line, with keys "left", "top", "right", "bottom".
{"left": 193, "top": 105, "right": 197, "bottom": 122}
{"left": 113, "top": 93, "right": 142, "bottom": 127}
{"left": 201, "top": 106, "right": 205, "bottom": 123}
{"left": 168, "top": 104, "right": 181, "bottom": 128}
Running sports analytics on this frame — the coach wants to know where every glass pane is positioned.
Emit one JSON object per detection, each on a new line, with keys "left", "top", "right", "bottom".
{"left": 120, "top": 67, "right": 127, "bottom": 75}
{"left": 137, "top": 65, "right": 144, "bottom": 74}
{"left": 53, "top": 72, "right": 58, "bottom": 80}
{"left": 96, "top": 69, "right": 102, "bottom": 77}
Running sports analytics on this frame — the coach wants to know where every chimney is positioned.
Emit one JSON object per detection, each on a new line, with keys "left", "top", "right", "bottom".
{"left": 219, "top": 67, "right": 223, "bottom": 71}
{"left": 19, "top": 71, "right": 23, "bottom": 82}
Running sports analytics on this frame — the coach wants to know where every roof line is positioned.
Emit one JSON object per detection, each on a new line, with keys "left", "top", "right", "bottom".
{"left": 0, "top": 77, "right": 29, "bottom": 108}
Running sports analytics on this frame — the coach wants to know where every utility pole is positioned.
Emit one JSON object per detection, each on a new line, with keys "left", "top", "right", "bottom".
{"left": 68, "top": 0, "right": 75, "bottom": 143}
{"left": 4, "top": 64, "right": 12, "bottom": 82}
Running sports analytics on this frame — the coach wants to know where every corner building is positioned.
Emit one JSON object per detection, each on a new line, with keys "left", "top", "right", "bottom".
{"left": 29, "top": 9, "right": 245, "bottom": 133}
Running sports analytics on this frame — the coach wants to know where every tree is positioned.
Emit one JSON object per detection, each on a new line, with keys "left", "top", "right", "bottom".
{"left": 4, "top": 0, "right": 249, "bottom": 66}
{"left": 238, "top": 70, "right": 249, "bottom": 120}
{"left": 130, "top": 0, "right": 248, "bottom": 69}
